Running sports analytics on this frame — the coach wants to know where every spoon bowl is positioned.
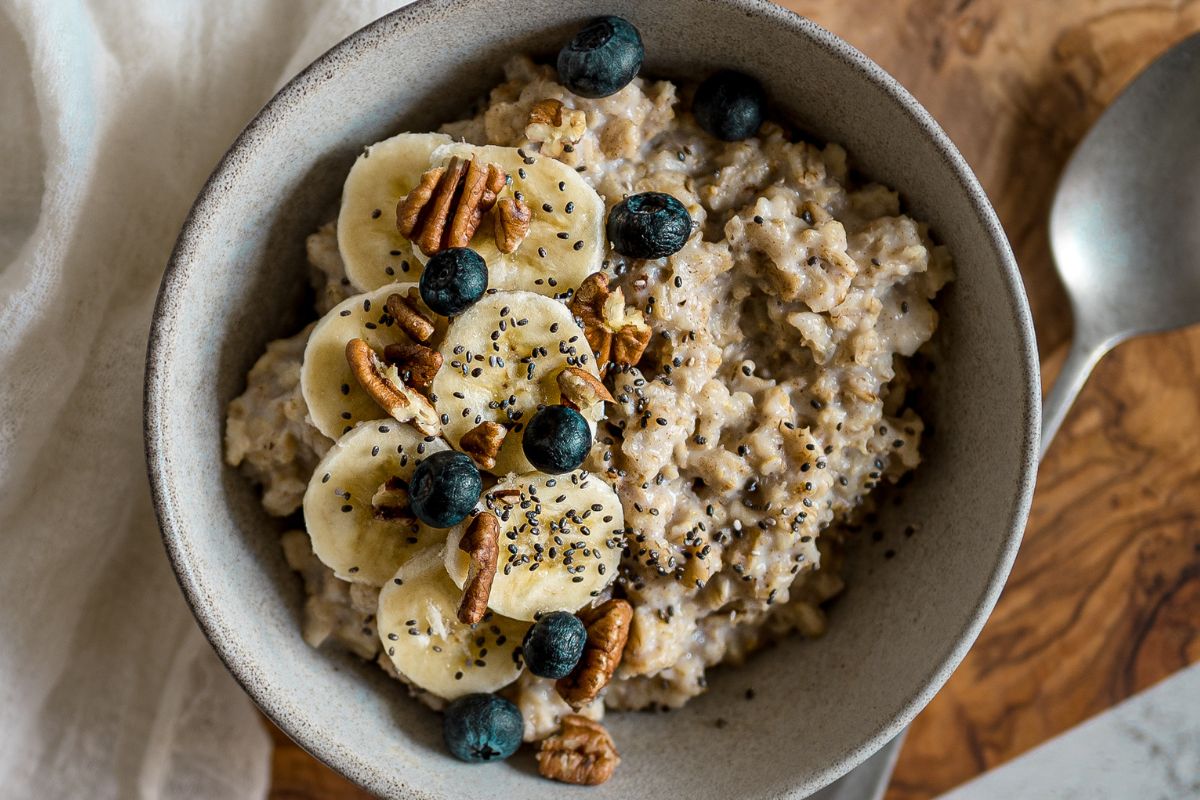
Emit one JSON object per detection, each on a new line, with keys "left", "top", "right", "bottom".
{"left": 1043, "top": 33, "right": 1200, "bottom": 452}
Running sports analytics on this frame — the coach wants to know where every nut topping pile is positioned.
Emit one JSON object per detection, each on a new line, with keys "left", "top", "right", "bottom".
{"left": 397, "top": 156, "right": 507, "bottom": 255}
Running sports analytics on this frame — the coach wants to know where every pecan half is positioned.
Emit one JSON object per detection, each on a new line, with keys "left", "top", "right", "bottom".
{"left": 456, "top": 512, "right": 500, "bottom": 624}
{"left": 536, "top": 715, "right": 620, "bottom": 786}
{"left": 453, "top": 158, "right": 507, "bottom": 247}
{"left": 382, "top": 341, "right": 443, "bottom": 391}
{"left": 459, "top": 421, "right": 507, "bottom": 470}
{"left": 395, "top": 166, "right": 444, "bottom": 240}
{"left": 345, "top": 338, "right": 441, "bottom": 436}
{"left": 371, "top": 476, "right": 414, "bottom": 522}
{"left": 568, "top": 273, "right": 652, "bottom": 373}
{"left": 385, "top": 290, "right": 435, "bottom": 343}
{"left": 556, "top": 599, "right": 633, "bottom": 709}
{"left": 396, "top": 157, "right": 506, "bottom": 256}
{"left": 557, "top": 366, "right": 614, "bottom": 410}
{"left": 494, "top": 196, "right": 532, "bottom": 254}
{"left": 526, "top": 99, "right": 587, "bottom": 158}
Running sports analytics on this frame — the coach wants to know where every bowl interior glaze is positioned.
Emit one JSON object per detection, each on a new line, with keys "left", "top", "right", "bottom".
{"left": 145, "top": 1, "right": 1039, "bottom": 797}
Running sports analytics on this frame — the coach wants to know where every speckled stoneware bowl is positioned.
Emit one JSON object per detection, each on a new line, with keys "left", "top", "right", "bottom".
{"left": 145, "top": 1, "right": 1040, "bottom": 797}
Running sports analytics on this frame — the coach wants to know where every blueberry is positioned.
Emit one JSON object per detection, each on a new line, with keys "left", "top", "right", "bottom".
{"left": 522, "top": 611, "right": 587, "bottom": 679}
{"left": 606, "top": 192, "right": 692, "bottom": 259}
{"left": 522, "top": 405, "right": 591, "bottom": 474}
{"left": 409, "top": 450, "right": 481, "bottom": 528}
{"left": 419, "top": 247, "right": 488, "bottom": 316}
{"left": 557, "top": 16, "right": 644, "bottom": 99}
{"left": 693, "top": 70, "right": 765, "bottom": 141}
{"left": 442, "top": 693, "right": 523, "bottom": 763}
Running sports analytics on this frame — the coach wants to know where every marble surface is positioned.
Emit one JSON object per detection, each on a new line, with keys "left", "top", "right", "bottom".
{"left": 940, "top": 663, "right": 1200, "bottom": 800}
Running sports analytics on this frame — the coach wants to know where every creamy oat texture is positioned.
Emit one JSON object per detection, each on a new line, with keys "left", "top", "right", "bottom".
{"left": 224, "top": 223, "right": 352, "bottom": 516}
{"left": 225, "top": 57, "right": 951, "bottom": 738}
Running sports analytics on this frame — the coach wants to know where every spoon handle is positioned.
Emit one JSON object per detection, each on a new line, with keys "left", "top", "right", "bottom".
{"left": 1040, "top": 337, "right": 1108, "bottom": 459}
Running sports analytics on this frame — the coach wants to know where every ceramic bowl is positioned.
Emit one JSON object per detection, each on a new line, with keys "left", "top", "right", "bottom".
{"left": 145, "top": 1, "right": 1040, "bottom": 797}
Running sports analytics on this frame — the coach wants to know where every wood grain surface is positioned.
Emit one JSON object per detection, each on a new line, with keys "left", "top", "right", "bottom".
{"left": 268, "top": 2, "right": 1200, "bottom": 797}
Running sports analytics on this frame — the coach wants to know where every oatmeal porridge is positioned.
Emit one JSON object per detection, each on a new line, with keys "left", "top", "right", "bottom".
{"left": 225, "top": 15, "right": 950, "bottom": 784}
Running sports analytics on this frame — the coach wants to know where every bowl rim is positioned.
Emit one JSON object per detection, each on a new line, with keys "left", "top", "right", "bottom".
{"left": 144, "top": 1, "right": 1041, "bottom": 796}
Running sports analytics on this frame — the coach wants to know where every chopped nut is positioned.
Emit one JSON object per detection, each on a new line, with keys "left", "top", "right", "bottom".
{"left": 527, "top": 99, "right": 562, "bottom": 126}
{"left": 491, "top": 487, "right": 521, "bottom": 505}
{"left": 599, "top": 289, "right": 652, "bottom": 365}
{"left": 557, "top": 366, "right": 614, "bottom": 410}
{"left": 371, "top": 476, "right": 414, "bottom": 522}
{"left": 569, "top": 272, "right": 613, "bottom": 365}
{"left": 382, "top": 341, "right": 443, "bottom": 391}
{"left": 537, "top": 715, "right": 620, "bottom": 786}
{"left": 459, "top": 421, "right": 507, "bottom": 470}
{"left": 385, "top": 290, "right": 435, "bottom": 343}
{"left": 494, "top": 196, "right": 532, "bottom": 253}
{"left": 556, "top": 599, "right": 632, "bottom": 709}
{"left": 456, "top": 512, "right": 500, "bottom": 624}
{"left": 613, "top": 324, "right": 652, "bottom": 366}
{"left": 568, "top": 272, "right": 652, "bottom": 372}
{"left": 526, "top": 99, "right": 588, "bottom": 158}
{"left": 345, "top": 338, "right": 440, "bottom": 436}
{"left": 396, "top": 157, "right": 506, "bottom": 255}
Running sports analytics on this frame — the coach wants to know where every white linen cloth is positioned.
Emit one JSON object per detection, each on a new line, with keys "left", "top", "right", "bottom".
{"left": 0, "top": 2, "right": 407, "bottom": 797}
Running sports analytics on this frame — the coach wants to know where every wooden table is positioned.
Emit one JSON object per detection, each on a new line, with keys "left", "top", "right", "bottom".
{"left": 269, "top": 3, "right": 1200, "bottom": 797}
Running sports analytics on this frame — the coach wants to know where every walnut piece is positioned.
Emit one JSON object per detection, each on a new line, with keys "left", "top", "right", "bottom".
{"left": 569, "top": 273, "right": 613, "bottom": 365}
{"left": 396, "top": 157, "right": 506, "bottom": 255}
{"left": 385, "top": 290, "right": 435, "bottom": 343}
{"left": 568, "top": 273, "right": 652, "bottom": 373}
{"left": 345, "top": 338, "right": 441, "bottom": 436}
{"left": 613, "top": 324, "right": 652, "bottom": 367}
{"left": 459, "top": 421, "right": 507, "bottom": 470}
{"left": 382, "top": 341, "right": 443, "bottom": 391}
{"left": 556, "top": 366, "right": 614, "bottom": 411}
{"left": 536, "top": 715, "right": 620, "bottom": 786}
{"left": 494, "top": 196, "right": 532, "bottom": 254}
{"left": 456, "top": 512, "right": 500, "bottom": 625}
{"left": 556, "top": 599, "right": 632, "bottom": 709}
{"left": 371, "top": 476, "right": 414, "bottom": 522}
{"left": 526, "top": 99, "right": 587, "bottom": 158}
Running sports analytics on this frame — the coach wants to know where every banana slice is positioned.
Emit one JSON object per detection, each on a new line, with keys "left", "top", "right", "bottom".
{"left": 301, "top": 283, "right": 442, "bottom": 439}
{"left": 444, "top": 471, "right": 625, "bottom": 621}
{"left": 378, "top": 547, "right": 529, "bottom": 699}
{"left": 338, "top": 132, "right": 452, "bottom": 291}
{"left": 303, "top": 421, "right": 449, "bottom": 586}
{"left": 419, "top": 142, "right": 605, "bottom": 296}
{"left": 430, "top": 290, "right": 605, "bottom": 475}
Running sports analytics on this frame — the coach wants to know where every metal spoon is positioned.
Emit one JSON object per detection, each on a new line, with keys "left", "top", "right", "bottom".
{"left": 1042, "top": 32, "right": 1200, "bottom": 457}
